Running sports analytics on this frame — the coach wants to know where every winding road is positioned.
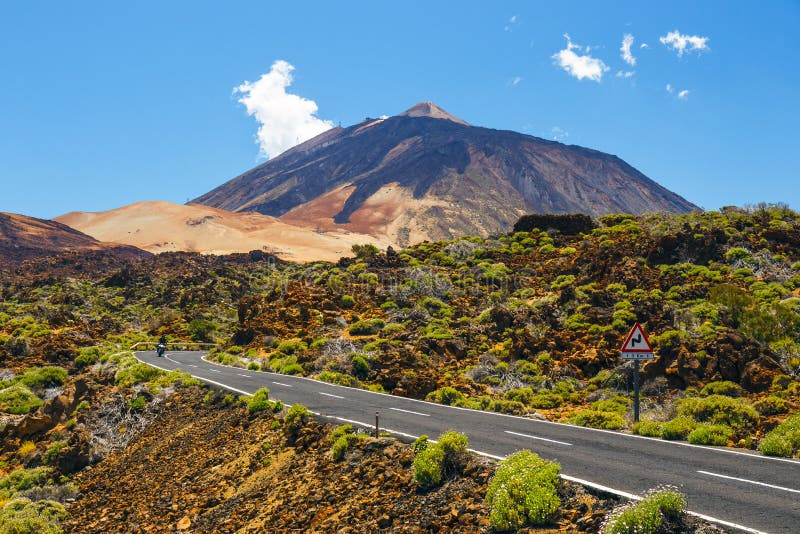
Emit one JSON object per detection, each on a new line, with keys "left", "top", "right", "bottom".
{"left": 137, "top": 350, "right": 800, "bottom": 534}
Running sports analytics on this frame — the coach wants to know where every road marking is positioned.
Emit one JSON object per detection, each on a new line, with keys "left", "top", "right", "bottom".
{"left": 271, "top": 382, "right": 293, "bottom": 388}
{"left": 389, "top": 407, "right": 430, "bottom": 417}
{"left": 210, "top": 369, "right": 222, "bottom": 373}
{"left": 143, "top": 351, "right": 774, "bottom": 534}
{"left": 189, "top": 365, "right": 198, "bottom": 368}
{"left": 319, "top": 392, "right": 346, "bottom": 399}
{"left": 505, "top": 430, "right": 572, "bottom": 446}
{"left": 697, "top": 470, "right": 800, "bottom": 494}
{"left": 237, "top": 373, "right": 250, "bottom": 377}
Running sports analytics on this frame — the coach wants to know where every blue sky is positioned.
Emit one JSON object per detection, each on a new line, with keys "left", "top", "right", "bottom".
{"left": 1, "top": 1, "right": 798, "bottom": 219}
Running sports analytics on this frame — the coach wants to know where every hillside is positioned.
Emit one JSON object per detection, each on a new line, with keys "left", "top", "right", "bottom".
{"left": 0, "top": 205, "right": 798, "bottom": 532}
{"left": 193, "top": 102, "right": 698, "bottom": 246}
{"left": 0, "top": 212, "right": 147, "bottom": 267}
{"left": 55, "top": 201, "right": 392, "bottom": 262}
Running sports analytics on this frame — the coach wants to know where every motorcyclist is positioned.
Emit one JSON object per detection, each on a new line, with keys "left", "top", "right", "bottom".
{"left": 158, "top": 334, "right": 167, "bottom": 352}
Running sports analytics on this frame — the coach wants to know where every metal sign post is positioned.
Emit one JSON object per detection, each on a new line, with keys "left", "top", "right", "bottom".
{"left": 620, "top": 322, "right": 655, "bottom": 423}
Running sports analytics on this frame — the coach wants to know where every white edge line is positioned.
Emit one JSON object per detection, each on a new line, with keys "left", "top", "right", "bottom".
{"left": 138, "top": 352, "right": 770, "bottom": 534}
{"left": 698, "top": 470, "right": 800, "bottom": 494}
{"left": 194, "top": 354, "right": 800, "bottom": 466}
{"left": 505, "top": 430, "right": 572, "bottom": 446}
{"left": 272, "top": 382, "right": 293, "bottom": 388}
{"left": 389, "top": 407, "right": 430, "bottom": 417}
{"left": 319, "top": 392, "right": 345, "bottom": 399}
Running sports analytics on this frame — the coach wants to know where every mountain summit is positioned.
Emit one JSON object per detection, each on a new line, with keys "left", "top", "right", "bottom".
{"left": 399, "top": 101, "right": 470, "bottom": 125}
{"left": 193, "top": 102, "right": 697, "bottom": 246}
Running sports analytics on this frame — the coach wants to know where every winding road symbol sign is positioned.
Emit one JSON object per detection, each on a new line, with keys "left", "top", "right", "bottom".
{"left": 620, "top": 322, "right": 654, "bottom": 360}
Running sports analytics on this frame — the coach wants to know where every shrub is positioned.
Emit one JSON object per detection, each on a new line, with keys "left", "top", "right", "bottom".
{"left": 188, "top": 318, "right": 217, "bottom": 342}
{"left": 661, "top": 416, "right": 697, "bottom": 440}
{"left": 17, "top": 367, "right": 68, "bottom": 389}
{"left": 75, "top": 347, "right": 100, "bottom": 369}
{"left": 568, "top": 410, "right": 626, "bottom": 430}
{"left": 425, "top": 386, "right": 466, "bottom": 406}
{"left": 486, "top": 450, "right": 561, "bottom": 530}
{"left": 687, "top": 424, "right": 733, "bottom": 446}
{"left": 247, "top": 388, "right": 272, "bottom": 414}
{"left": 283, "top": 404, "right": 310, "bottom": 443}
{"left": 0, "top": 467, "right": 52, "bottom": 495}
{"left": 17, "top": 441, "right": 36, "bottom": 457}
{"left": 0, "top": 385, "right": 43, "bottom": 415}
{"left": 591, "top": 396, "right": 631, "bottom": 415}
{"left": 529, "top": 393, "right": 562, "bottom": 409}
{"left": 317, "top": 371, "right": 360, "bottom": 388}
{"left": 632, "top": 421, "right": 664, "bottom": 438}
{"left": 602, "top": 488, "right": 686, "bottom": 534}
{"left": 413, "top": 446, "right": 444, "bottom": 489}
{"left": 412, "top": 435, "right": 429, "bottom": 454}
{"left": 676, "top": 395, "right": 759, "bottom": 431}
{"left": 700, "top": 381, "right": 742, "bottom": 397}
{"left": 275, "top": 339, "right": 308, "bottom": 355}
{"left": 0, "top": 498, "right": 66, "bottom": 534}
{"left": 436, "top": 431, "right": 469, "bottom": 475}
{"left": 340, "top": 295, "right": 356, "bottom": 309}
{"left": 753, "top": 396, "right": 789, "bottom": 416}
{"left": 505, "top": 387, "right": 535, "bottom": 405}
{"left": 759, "top": 414, "right": 800, "bottom": 457}
{"left": 43, "top": 441, "right": 67, "bottom": 465}
{"left": 348, "top": 319, "right": 385, "bottom": 336}
{"left": 114, "top": 358, "right": 163, "bottom": 387}
{"left": 351, "top": 354, "right": 370, "bottom": 379}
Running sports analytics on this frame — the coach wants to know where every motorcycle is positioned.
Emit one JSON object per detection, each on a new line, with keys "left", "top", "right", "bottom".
{"left": 156, "top": 343, "right": 166, "bottom": 357}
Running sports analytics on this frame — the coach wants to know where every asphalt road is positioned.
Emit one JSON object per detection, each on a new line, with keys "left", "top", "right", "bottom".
{"left": 137, "top": 350, "right": 800, "bottom": 534}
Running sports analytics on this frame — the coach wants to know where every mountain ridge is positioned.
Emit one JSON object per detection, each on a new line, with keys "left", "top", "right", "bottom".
{"left": 193, "top": 102, "right": 698, "bottom": 245}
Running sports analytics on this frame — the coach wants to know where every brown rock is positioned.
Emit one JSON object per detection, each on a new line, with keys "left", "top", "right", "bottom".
{"left": 177, "top": 515, "right": 191, "bottom": 530}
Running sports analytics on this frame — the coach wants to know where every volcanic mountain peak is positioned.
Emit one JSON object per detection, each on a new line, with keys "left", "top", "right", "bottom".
{"left": 398, "top": 101, "right": 469, "bottom": 125}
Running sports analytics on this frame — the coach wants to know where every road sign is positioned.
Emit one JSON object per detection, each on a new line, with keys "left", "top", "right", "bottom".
{"left": 621, "top": 352, "right": 655, "bottom": 360}
{"left": 620, "top": 322, "right": 654, "bottom": 353}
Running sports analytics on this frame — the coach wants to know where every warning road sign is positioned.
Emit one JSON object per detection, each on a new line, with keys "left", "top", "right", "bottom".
{"left": 620, "top": 322, "right": 654, "bottom": 360}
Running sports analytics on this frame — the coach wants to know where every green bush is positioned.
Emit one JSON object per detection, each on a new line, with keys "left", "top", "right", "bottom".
{"left": 351, "top": 354, "right": 370, "bottom": 379}
{"left": 425, "top": 386, "right": 466, "bottom": 406}
{"left": 340, "top": 294, "right": 356, "bottom": 309}
{"left": 412, "top": 435, "right": 429, "bottom": 454}
{"left": 0, "top": 385, "right": 43, "bottom": 415}
{"left": 283, "top": 404, "right": 310, "bottom": 443}
{"left": 317, "top": 370, "right": 360, "bottom": 388}
{"left": 436, "top": 431, "right": 469, "bottom": 474}
{"left": 486, "top": 450, "right": 561, "bottom": 530}
{"left": 591, "top": 395, "right": 631, "bottom": 415}
{"left": 75, "top": 347, "right": 100, "bottom": 369}
{"left": 275, "top": 339, "right": 308, "bottom": 355}
{"left": 661, "top": 416, "right": 697, "bottom": 440}
{"left": 754, "top": 396, "right": 789, "bottom": 416}
{"left": 188, "top": 318, "right": 217, "bottom": 342}
{"left": 505, "top": 387, "right": 535, "bottom": 405}
{"left": 687, "top": 424, "right": 733, "bottom": 446}
{"left": 348, "top": 319, "right": 385, "bottom": 336}
{"left": 0, "top": 498, "right": 66, "bottom": 534}
{"left": 247, "top": 388, "right": 272, "bottom": 414}
{"left": 42, "top": 441, "right": 67, "bottom": 465}
{"left": 114, "top": 357, "right": 164, "bottom": 387}
{"left": 676, "top": 395, "right": 759, "bottom": 431}
{"left": 17, "top": 367, "right": 68, "bottom": 389}
{"left": 413, "top": 445, "right": 444, "bottom": 489}
{"left": 568, "top": 410, "right": 626, "bottom": 430}
{"left": 759, "top": 414, "right": 800, "bottom": 457}
{"left": 602, "top": 488, "right": 686, "bottom": 534}
{"left": 529, "top": 393, "right": 562, "bottom": 409}
{"left": 632, "top": 421, "right": 664, "bottom": 438}
{"left": 700, "top": 381, "right": 742, "bottom": 397}
{"left": 0, "top": 467, "right": 52, "bottom": 496}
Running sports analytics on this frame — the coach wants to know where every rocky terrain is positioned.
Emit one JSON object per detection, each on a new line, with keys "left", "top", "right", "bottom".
{"left": 1, "top": 205, "right": 798, "bottom": 532}
{"left": 193, "top": 102, "right": 697, "bottom": 246}
{"left": 0, "top": 212, "right": 148, "bottom": 268}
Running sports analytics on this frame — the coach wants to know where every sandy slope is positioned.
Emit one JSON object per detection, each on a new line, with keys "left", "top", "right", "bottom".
{"left": 55, "top": 201, "right": 392, "bottom": 262}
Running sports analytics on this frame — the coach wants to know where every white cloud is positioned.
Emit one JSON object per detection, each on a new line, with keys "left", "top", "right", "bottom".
{"left": 509, "top": 76, "right": 523, "bottom": 86}
{"left": 678, "top": 89, "right": 690, "bottom": 100}
{"left": 659, "top": 30, "right": 709, "bottom": 57}
{"left": 640, "top": 43, "right": 649, "bottom": 49}
{"left": 616, "top": 70, "right": 635, "bottom": 78}
{"left": 551, "top": 126, "right": 569, "bottom": 141}
{"left": 620, "top": 34, "right": 636, "bottom": 66}
{"left": 505, "top": 15, "right": 518, "bottom": 31}
{"left": 234, "top": 60, "right": 333, "bottom": 159}
{"left": 552, "top": 34, "right": 609, "bottom": 82}
{"left": 666, "top": 83, "right": 674, "bottom": 93}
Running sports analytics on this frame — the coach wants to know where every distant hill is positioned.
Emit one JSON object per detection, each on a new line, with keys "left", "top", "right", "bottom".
{"left": 55, "top": 201, "right": 393, "bottom": 263}
{"left": 193, "top": 101, "right": 698, "bottom": 246}
{"left": 0, "top": 212, "right": 147, "bottom": 266}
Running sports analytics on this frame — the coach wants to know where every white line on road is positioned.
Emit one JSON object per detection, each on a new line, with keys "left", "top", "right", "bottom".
{"left": 209, "top": 369, "right": 222, "bottom": 373}
{"left": 697, "top": 470, "right": 800, "bottom": 494}
{"left": 271, "top": 382, "right": 293, "bottom": 388}
{"left": 505, "top": 430, "right": 573, "bottom": 446}
{"left": 389, "top": 407, "right": 430, "bottom": 417}
{"left": 319, "top": 392, "right": 346, "bottom": 399}
{"left": 189, "top": 365, "right": 198, "bottom": 368}
{"left": 238, "top": 373, "right": 250, "bottom": 377}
